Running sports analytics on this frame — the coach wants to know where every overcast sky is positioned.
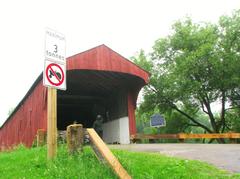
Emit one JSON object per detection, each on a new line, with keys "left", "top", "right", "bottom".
{"left": 0, "top": 0, "right": 239, "bottom": 126}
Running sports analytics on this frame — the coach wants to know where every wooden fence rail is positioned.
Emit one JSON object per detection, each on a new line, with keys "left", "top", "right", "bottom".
{"left": 131, "top": 132, "right": 240, "bottom": 143}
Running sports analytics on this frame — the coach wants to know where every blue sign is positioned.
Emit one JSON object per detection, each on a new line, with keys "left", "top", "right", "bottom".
{"left": 150, "top": 114, "right": 166, "bottom": 127}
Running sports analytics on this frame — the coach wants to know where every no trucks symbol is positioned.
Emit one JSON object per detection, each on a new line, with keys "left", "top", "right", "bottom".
{"left": 44, "top": 60, "right": 66, "bottom": 90}
{"left": 46, "top": 63, "right": 64, "bottom": 86}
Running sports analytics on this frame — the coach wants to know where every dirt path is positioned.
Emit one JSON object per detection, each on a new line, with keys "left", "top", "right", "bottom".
{"left": 109, "top": 144, "right": 240, "bottom": 173}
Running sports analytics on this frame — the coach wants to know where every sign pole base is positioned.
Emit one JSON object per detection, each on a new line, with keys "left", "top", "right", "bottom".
{"left": 47, "top": 87, "right": 57, "bottom": 159}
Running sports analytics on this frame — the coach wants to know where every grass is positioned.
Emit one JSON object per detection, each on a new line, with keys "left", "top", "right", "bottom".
{"left": 0, "top": 144, "right": 239, "bottom": 179}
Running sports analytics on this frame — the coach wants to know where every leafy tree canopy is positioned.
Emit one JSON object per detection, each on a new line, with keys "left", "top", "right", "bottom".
{"left": 134, "top": 10, "right": 240, "bottom": 138}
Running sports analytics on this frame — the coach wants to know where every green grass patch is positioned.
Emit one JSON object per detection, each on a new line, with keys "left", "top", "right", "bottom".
{"left": 0, "top": 144, "right": 239, "bottom": 179}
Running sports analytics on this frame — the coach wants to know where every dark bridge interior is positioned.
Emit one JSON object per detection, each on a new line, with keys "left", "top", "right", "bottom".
{"left": 57, "top": 70, "right": 144, "bottom": 130}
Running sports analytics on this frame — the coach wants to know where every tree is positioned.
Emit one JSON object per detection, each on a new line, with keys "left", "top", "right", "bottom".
{"left": 133, "top": 50, "right": 199, "bottom": 136}
{"left": 131, "top": 49, "right": 153, "bottom": 72}
{"left": 8, "top": 107, "right": 15, "bottom": 116}
{"left": 135, "top": 11, "right": 240, "bottom": 142}
{"left": 218, "top": 11, "right": 240, "bottom": 117}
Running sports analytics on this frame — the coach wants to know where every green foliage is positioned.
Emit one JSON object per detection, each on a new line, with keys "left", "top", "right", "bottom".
{"left": 225, "top": 109, "right": 240, "bottom": 132}
{"left": 7, "top": 107, "right": 15, "bottom": 116}
{"left": 131, "top": 49, "right": 153, "bottom": 72}
{"left": 135, "top": 10, "right": 240, "bottom": 137}
{"left": 0, "top": 145, "right": 238, "bottom": 178}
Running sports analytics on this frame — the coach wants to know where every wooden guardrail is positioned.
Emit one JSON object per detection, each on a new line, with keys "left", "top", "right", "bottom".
{"left": 178, "top": 133, "right": 240, "bottom": 139}
{"left": 131, "top": 132, "right": 240, "bottom": 143}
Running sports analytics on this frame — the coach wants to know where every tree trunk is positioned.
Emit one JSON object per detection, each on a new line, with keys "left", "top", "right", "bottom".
{"left": 220, "top": 91, "right": 226, "bottom": 133}
{"left": 173, "top": 105, "right": 212, "bottom": 133}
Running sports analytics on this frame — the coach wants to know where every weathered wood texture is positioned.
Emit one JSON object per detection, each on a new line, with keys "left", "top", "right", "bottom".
{"left": 87, "top": 128, "right": 131, "bottom": 179}
{"left": 47, "top": 88, "right": 57, "bottom": 159}
{"left": 67, "top": 45, "right": 149, "bottom": 83}
{"left": 0, "top": 81, "right": 47, "bottom": 149}
{"left": 178, "top": 133, "right": 240, "bottom": 139}
{"left": 131, "top": 133, "right": 240, "bottom": 140}
{"left": 66, "top": 124, "right": 84, "bottom": 154}
{"left": 131, "top": 134, "right": 179, "bottom": 139}
{"left": 37, "top": 129, "right": 46, "bottom": 147}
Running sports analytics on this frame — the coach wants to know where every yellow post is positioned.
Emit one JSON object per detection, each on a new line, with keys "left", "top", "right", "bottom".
{"left": 66, "top": 124, "right": 84, "bottom": 154}
{"left": 47, "top": 88, "right": 57, "bottom": 159}
{"left": 37, "top": 129, "right": 46, "bottom": 147}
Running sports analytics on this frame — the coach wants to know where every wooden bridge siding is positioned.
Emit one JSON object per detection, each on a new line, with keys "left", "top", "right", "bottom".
{"left": 128, "top": 92, "right": 137, "bottom": 135}
{"left": 0, "top": 82, "right": 47, "bottom": 149}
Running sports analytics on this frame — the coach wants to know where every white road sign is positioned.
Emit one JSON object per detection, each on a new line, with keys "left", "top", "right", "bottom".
{"left": 43, "top": 59, "right": 66, "bottom": 90}
{"left": 45, "top": 28, "right": 66, "bottom": 64}
{"left": 44, "top": 28, "right": 66, "bottom": 90}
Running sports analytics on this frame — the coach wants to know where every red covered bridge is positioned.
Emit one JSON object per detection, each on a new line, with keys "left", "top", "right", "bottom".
{"left": 0, "top": 45, "right": 149, "bottom": 149}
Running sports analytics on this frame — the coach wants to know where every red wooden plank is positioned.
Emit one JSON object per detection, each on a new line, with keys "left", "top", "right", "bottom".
{"left": 128, "top": 92, "right": 137, "bottom": 135}
{"left": 0, "top": 82, "right": 47, "bottom": 148}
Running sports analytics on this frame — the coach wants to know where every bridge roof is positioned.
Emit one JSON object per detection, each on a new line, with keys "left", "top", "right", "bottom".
{"left": 67, "top": 44, "right": 149, "bottom": 83}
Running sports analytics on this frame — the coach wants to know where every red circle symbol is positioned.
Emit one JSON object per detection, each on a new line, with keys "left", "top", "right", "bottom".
{"left": 46, "top": 63, "right": 64, "bottom": 86}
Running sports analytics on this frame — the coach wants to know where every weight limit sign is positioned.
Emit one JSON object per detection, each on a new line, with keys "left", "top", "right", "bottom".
{"left": 43, "top": 60, "right": 66, "bottom": 90}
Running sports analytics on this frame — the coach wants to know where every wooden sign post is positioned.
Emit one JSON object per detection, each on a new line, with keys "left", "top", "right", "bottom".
{"left": 47, "top": 88, "right": 57, "bottom": 159}
{"left": 44, "top": 28, "right": 66, "bottom": 160}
